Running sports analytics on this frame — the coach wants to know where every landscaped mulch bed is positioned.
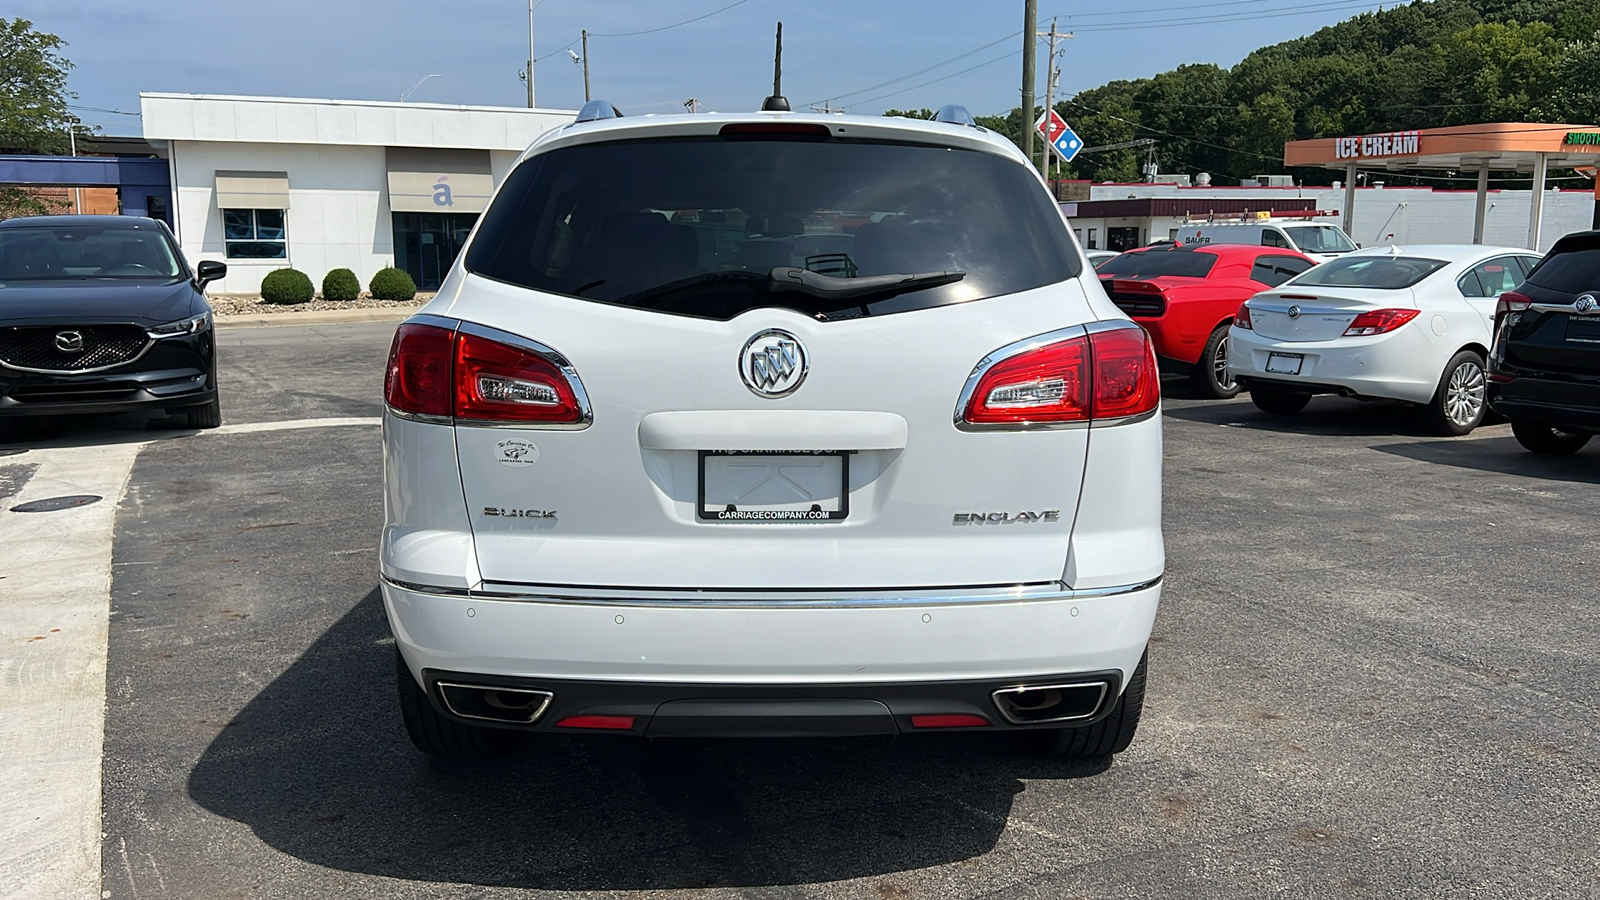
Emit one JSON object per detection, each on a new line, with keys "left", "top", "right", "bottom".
{"left": 208, "top": 292, "right": 434, "bottom": 317}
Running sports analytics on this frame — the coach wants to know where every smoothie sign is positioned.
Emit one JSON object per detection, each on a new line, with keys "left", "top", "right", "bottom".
{"left": 1333, "top": 130, "right": 1422, "bottom": 159}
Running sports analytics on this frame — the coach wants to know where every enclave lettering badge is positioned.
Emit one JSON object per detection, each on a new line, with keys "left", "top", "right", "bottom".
{"left": 483, "top": 508, "right": 557, "bottom": 519}
{"left": 953, "top": 510, "right": 1062, "bottom": 525}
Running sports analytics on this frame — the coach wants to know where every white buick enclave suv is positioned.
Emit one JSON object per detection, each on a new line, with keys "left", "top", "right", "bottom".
{"left": 380, "top": 102, "right": 1164, "bottom": 760}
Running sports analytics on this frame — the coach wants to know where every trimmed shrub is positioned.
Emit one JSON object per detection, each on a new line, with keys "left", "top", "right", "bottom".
{"left": 321, "top": 268, "right": 361, "bottom": 302}
{"left": 259, "top": 268, "right": 314, "bottom": 305}
{"left": 369, "top": 267, "right": 417, "bottom": 302}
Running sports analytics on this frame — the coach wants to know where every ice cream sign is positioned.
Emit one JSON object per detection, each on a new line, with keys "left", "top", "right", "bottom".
{"left": 1333, "top": 130, "right": 1422, "bottom": 159}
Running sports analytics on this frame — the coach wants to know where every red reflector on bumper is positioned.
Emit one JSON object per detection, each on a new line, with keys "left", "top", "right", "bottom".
{"left": 555, "top": 715, "right": 635, "bottom": 730}
{"left": 909, "top": 714, "right": 991, "bottom": 728}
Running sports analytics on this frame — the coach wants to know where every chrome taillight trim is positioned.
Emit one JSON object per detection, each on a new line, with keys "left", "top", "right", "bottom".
{"left": 391, "top": 315, "right": 594, "bottom": 431}
{"left": 381, "top": 574, "right": 1162, "bottom": 609}
{"left": 953, "top": 320, "right": 1155, "bottom": 432}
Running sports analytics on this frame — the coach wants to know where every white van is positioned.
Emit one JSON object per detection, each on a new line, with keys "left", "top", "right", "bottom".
{"left": 1174, "top": 221, "right": 1355, "bottom": 262}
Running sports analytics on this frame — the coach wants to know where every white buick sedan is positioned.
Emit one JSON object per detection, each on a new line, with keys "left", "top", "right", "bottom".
{"left": 1228, "top": 244, "right": 1542, "bottom": 434}
{"left": 380, "top": 103, "right": 1164, "bottom": 760}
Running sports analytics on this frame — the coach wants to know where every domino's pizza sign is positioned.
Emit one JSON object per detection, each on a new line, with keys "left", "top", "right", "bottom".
{"left": 1035, "top": 110, "right": 1083, "bottom": 163}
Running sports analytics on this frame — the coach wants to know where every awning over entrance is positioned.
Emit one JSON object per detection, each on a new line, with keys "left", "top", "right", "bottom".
{"left": 214, "top": 171, "right": 290, "bottom": 209}
{"left": 1285, "top": 123, "right": 1600, "bottom": 250}
{"left": 385, "top": 148, "right": 493, "bottom": 214}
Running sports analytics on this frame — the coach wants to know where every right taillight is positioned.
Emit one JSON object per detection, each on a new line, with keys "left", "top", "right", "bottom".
{"left": 958, "top": 325, "right": 1158, "bottom": 429}
{"left": 1234, "top": 303, "right": 1253, "bottom": 330}
{"left": 1494, "top": 291, "right": 1532, "bottom": 322}
{"left": 1343, "top": 308, "right": 1420, "bottom": 337}
{"left": 384, "top": 322, "right": 588, "bottom": 426}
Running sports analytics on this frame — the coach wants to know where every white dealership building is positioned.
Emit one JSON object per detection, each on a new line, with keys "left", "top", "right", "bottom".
{"left": 140, "top": 93, "right": 576, "bottom": 293}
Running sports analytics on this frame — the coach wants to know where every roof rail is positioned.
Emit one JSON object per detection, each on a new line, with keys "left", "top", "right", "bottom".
{"left": 932, "top": 105, "right": 977, "bottom": 127}
{"left": 575, "top": 100, "right": 623, "bottom": 123}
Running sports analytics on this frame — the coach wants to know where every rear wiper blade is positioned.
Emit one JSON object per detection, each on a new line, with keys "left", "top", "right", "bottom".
{"left": 767, "top": 267, "right": 965, "bottom": 303}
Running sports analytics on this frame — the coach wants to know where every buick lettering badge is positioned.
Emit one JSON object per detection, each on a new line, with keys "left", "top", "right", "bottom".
{"left": 739, "top": 329, "right": 808, "bottom": 398}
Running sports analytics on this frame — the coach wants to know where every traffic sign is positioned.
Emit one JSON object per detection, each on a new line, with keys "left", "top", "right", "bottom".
{"left": 1035, "top": 110, "right": 1083, "bottom": 163}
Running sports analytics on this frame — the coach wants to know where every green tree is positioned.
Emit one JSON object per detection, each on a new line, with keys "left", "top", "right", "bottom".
{"left": 1542, "top": 31, "right": 1600, "bottom": 121}
{"left": 0, "top": 18, "right": 76, "bottom": 155}
{"left": 882, "top": 108, "right": 936, "bottom": 120}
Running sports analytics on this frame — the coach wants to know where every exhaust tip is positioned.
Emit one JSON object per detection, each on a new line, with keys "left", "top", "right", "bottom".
{"left": 436, "top": 682, "right": 553, "bottom": 724}
{"left": 991, "top": 681, "right": 1109, "bottom": 725}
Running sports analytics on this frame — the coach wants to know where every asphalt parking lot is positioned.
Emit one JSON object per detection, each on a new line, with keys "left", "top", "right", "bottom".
{"left": 4, "top": 319, "right": 1598, "bottom": 898}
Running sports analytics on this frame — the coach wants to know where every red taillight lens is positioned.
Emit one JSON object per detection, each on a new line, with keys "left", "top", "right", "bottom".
{"left": 960, "top": 326, "right": 1159, "bottom": 428}
{"left": 1088, "top": 327, "right": 1161, "bottom": 420}
{"left": 384, "top": 323, "right": 455, "bottom": 417}
{"left": 1343, "top": 308, "right": 1420, "bottom": 337}
{"left": 454, "top": 331, "right": 584, "bottom": 424}
{"left": 964, "top": 336, "right": 1091, "bottom": 425}
{"left": 909, "top": 714, "right": 991, "bottom": 728}
{"left": 1234, "top": 303, "right": 1253, "bottom": 330}
{"left": 555, "top": 715, "right": 635, "bottom": 730}
{"left": 1494, "top": 291, "right": 1533, "bottom": 322}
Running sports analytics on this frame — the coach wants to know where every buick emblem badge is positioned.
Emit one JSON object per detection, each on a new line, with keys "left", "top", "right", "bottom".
{"left": 54, "top": 330, "right": 85, "bottom": 353}
{"left": 1287, "top": 306, "right": 1301, "bottom": 319}
{"left": 739, "top": 329, "right": 808, "bottom": 398}
{"left": 1576, "top": 294, "right": 1597, "bottom": 314}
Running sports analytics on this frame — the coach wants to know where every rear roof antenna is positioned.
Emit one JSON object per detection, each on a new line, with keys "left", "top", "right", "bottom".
{"left": 761, "top": 22, "right": 790, "bottom": 111}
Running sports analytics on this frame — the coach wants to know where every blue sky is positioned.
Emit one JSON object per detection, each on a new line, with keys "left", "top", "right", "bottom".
{"left": 19, "top": 0, "right": 1392, "bottom": 135}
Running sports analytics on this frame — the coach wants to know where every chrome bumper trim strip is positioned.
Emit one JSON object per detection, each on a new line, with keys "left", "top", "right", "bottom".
{"left": 381, "top": 575, "right": 1163, "bottom": 609}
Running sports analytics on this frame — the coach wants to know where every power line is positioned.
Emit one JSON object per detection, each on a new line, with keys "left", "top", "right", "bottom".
{"left": 844, "top": 50, "right": 1022, "bottom": 109}
{"left": 588, "top": 0, "right": 754, "bottom": 37}
{"left": 801, "top": 31, "right": 1022, "bottom": 107}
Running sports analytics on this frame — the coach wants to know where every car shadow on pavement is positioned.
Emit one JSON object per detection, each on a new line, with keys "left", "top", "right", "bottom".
{"left": 1163, "top": 394, "right": 1449, "bottom": 438}
{"left": 186, "top": 588, "right": 1108, "bottom": 891}
{"left": 1371, "top": 435, "right": 1600, "bottom": 484}
{"left": 0, "top": 411, "right": 205, "bottom": 449}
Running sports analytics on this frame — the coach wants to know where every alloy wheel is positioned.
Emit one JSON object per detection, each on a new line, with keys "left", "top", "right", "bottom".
{"left": 1214, "top": 335, "right": 1237, "bottom": 392}
{"left": 1444, "top": 359, "right": 1486, "bottom": 427}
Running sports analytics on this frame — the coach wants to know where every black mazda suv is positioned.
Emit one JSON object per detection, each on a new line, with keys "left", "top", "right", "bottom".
{"left": 0, "top": 215, "right": 225, "bottom": 429}
{"left": 1488, "top": 229, "right": 1600, "bottom": 455}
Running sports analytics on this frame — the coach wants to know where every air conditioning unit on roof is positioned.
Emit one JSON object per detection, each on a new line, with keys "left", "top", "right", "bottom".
{"left": 1252, "top": 175, "right": 1295, "bottom": 188}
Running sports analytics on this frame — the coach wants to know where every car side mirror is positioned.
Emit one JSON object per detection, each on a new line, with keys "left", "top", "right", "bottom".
{"left": 195, "top": 260, "right": 227, "bottom": 288}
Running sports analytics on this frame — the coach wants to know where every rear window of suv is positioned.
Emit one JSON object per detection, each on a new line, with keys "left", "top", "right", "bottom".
{"left": 1526, "top": 235, "right": 1600, "bottom": 294}
{"left": 465, "top": 135, "right": 1078, "bottom": 320}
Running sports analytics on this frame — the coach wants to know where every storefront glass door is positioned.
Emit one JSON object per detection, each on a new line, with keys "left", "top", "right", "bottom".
{"left": 392, "top": 212, "right": 478, "bottom": 291}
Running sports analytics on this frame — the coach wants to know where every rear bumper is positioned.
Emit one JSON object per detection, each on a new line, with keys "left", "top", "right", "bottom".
{"left": 1489, "top": 377, "right": 1600, "bottom": 432}
{"left": 383, "top": 577, "right": 1159, "bottom": 732}
{"left": 1227, "top": 324, "right": 1437, "bottom": 404}
{"left": 415, "top": 667, "right": 1126, "bottom": 737}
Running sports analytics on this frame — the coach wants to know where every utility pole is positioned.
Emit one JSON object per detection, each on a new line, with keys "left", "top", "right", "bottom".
{"left": 581, "top": 30, "right": 591, "bottom": 102}
{"left": 1021, "top": 0, "right": 1037, "bottom": 165}
{"left": 534, "top": 0, "right": 547, "bottom": 108}
{"left": 684, "top": 98, "right": 700, "bottom": 113}
{"left": 1037, "top": 17, "right": 1073, "bottom": 177}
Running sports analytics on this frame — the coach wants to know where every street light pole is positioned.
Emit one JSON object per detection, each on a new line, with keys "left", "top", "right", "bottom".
{"left": 1021, "top": 0, "right": 1037, "bottom": 165}
{"left": 534, "top": 0, "right": 547, "bottom": 108}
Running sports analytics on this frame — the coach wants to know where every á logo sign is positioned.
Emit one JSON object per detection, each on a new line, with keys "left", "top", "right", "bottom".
{"left": 432, "top": 176, "right": 452, "bottom": 207}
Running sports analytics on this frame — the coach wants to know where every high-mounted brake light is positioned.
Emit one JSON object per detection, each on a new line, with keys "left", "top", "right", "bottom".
{"left": 383, "top": 322, "right": 588, "bottom": 426}
{"left": 718, "top": 122, "right": 832, "bottom": 138}
{"left": 1234, "top": 302, "right": 1253, "bottom": 330}
{"left": 1343, "top": 308, "right": 1420, "bottom": 337}
{"left": 1494, "top": 291, "right": 1532, "bottom": 322}
{"left": 958, "top": 325, "right": 1159, "bottom": 429}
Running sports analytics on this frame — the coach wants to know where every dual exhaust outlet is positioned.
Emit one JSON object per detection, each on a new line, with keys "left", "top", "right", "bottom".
{"left": 436, "top": 678, "right": 1114, "bottom": 729}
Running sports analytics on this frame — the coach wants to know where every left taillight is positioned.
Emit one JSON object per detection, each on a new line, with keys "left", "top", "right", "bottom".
{"left": 385, "top": 323, "right": 455, "bottom": 418}
{"left": 959, "top": 325, "right": 1159, "bottom": 429}
{"left": 384, "top": 322, "right": 587, "bottom": 426}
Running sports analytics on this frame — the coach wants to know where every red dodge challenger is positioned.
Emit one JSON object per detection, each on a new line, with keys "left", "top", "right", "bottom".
{"left": 1098, "top": 243, "right": 1318, "bottom": 398}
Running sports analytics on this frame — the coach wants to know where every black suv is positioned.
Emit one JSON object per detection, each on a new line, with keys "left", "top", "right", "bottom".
{"left": 1488, "top": 230, "right": 1600, "bottom": 455}
{"left": 0, "top": 216, "right": 226, "bottom": 428}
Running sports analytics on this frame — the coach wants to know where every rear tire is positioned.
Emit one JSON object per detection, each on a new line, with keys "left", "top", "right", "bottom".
{"left": 396, "top": 650, "right": 505, "bottom": 758}
{"left": 1424, "top": 351, "right": 1487, "bottom": 436}
{"left": 1188, "top": 324, "right": 1241, "bottom": 400}
{"left": 184, "top": 397, "right": 222, "bottom": 430}
{"left": 1250, "top": 388, "right": 1311, "bottom": 416}
{"left": 1511, "top": 420, "right": 1592, "bottom": 456}
{"left": 1045, "top": 651, "right": 1147, "bottom": 758}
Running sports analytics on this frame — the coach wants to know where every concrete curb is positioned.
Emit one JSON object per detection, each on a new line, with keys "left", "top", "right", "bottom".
{"left": 214, "top": 307, "right": 418, "bottom": 328}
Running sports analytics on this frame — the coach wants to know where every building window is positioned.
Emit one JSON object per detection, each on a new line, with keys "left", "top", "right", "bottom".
{"left": 223, "top": 208, "right": 287, "bottom": 259}
{"left": 1087, "top": 228, "right": 1098, "bottom": 249}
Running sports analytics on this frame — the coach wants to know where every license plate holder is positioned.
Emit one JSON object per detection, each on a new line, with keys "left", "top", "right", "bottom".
{"left": 698, "top": 451, "right": 850, "bottom": 523}
{"left": 1565, "top": 317, "right": 1600, "bottom": 344}
{"left": 1265, "top": 352, "right": 1305, "bottom": 375}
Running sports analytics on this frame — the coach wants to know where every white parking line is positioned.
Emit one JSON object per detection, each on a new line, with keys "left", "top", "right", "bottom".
{"left": 0, "top": 417, "right": 378, "bottom": 900}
